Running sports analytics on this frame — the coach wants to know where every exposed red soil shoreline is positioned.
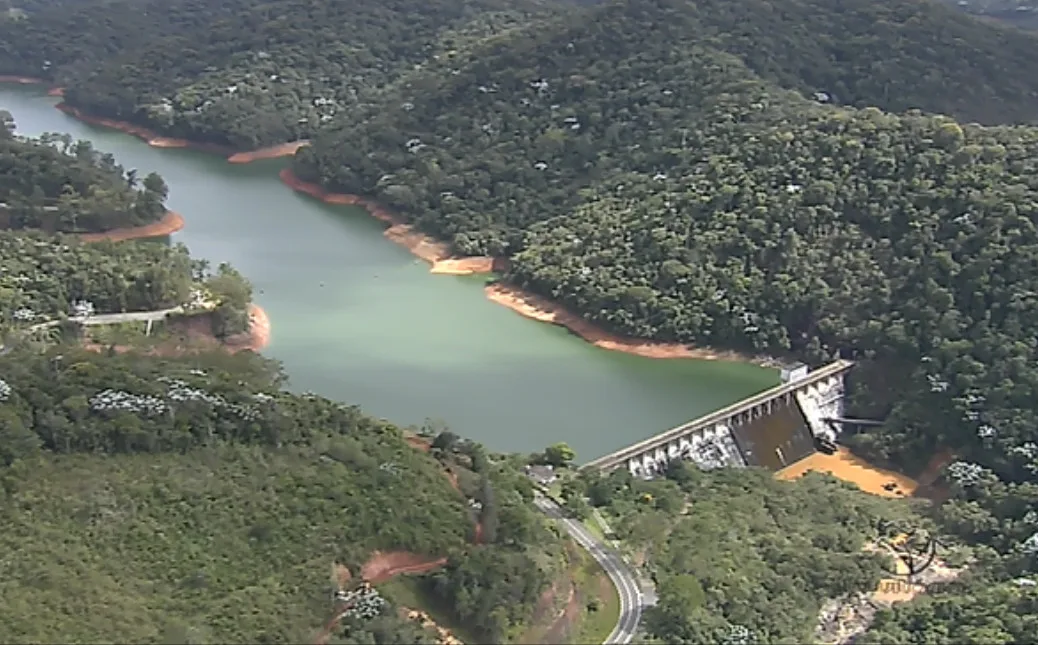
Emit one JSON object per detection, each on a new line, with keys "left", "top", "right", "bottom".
{"left": 485, "top": 283, "right": 770, "bottom": 363}
{"left": 5, "top": 78, "right": 770, "bottom": 364}
{"left": 55, "top": 102, "right": 233, "bottom": 154}
{"left": 280, "top": 169, "right": 500, "bottom": 275}
{"left": 54, "top": 102, "right": 307, "bottom": 163}
{"left": 75, "top": 210, "right": 185, "bottom": 242}
{"left": 80, "top": 303, "right": 271, "bottom": 356}
{"left": 5, "top": 78, "right": 299, "bottom": 163}
{"left": 0, "top": 75, "right": 47, "bottom": 85}
{"left": 227, "top": 140, "right": 310, "bottom": 164}
{"left": 280, "top": 170, "right": 770, "bottom": 365}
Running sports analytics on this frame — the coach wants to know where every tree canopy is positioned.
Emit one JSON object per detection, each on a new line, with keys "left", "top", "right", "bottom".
{"left": 0, "top": 129, "right": 167, "bottom": 232}
{"left": 0, "top": 0, "right": 565, "bottom": 148}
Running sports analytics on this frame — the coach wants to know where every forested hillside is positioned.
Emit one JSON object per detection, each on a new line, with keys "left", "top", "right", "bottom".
{"left": 0, "top": 347, "right": 565, "bottom": 643}
{"left": 0, "top": 115, "right": 568, "bottom": 642}
{"left": 0, "top": 0, "right": 563, "bottom": 148}
{"left": 0, "top": 120, "right": 168, "bottom": 232}
{"left": 290, "top": 0, "right": 1038, "bottom": 633}
{"left": 568, "top": 464, "right": 924, "bottom": 642}
{"left": 0, "top": 349, "right": 469, "bottom": 642}
{"left": 861, "top": 580, "right": 1038, "bottom": 643}
{"left": 939, "top": 0, "right": 1038, "bottom": 30}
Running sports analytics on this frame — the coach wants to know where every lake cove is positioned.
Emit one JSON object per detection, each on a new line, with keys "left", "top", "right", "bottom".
{"left": 1, "top": 84, "right": 779, "bottom": 461}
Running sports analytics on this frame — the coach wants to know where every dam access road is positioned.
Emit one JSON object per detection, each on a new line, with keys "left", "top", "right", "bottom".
{"left": 534, "top": 494, "right": 647, "bottom": 644}
{"left": 0, "top": 82, "right": 778, "bottom": 463}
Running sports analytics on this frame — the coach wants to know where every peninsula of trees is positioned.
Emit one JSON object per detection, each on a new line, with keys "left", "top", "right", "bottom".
{"left": 0, "top": 117, "right": 169, "bottom": 233}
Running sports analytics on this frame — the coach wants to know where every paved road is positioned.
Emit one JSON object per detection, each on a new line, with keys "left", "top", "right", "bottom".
{"left": 534, "top": 494, "right": 644, "bottom": 645}
{"left": 1, "top": 305, "right": 200, "bottom": 355}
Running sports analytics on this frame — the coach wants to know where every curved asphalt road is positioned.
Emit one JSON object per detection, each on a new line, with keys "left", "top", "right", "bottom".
{"left": 534, "top": 494, "right": 644, "bottom": 644}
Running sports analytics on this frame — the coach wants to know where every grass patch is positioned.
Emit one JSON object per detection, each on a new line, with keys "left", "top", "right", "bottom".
{"left": 378, "top": 575, "right": 482, "bottom": 644}
{"left": 84, "top": 320, "right": 171, "bottom": 345}
{"left": 572, "top": 547, "right": 621, "bottom": 644}
{"left": 582, "top": 515, "right": 607, "bottom": 542}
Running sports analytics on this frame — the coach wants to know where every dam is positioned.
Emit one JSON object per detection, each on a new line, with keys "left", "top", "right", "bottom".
{"left": 582, "top": 360, "right": 855, "bottom": 477}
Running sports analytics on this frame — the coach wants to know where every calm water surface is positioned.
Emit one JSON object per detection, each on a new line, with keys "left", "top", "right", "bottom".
{"left": 1, "top": 85, "right": 779, "bottom": 461}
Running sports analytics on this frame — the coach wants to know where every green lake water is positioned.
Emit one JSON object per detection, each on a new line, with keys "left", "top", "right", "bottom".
{"left": 1, "top": 85, "right": 779, "bottom": 461}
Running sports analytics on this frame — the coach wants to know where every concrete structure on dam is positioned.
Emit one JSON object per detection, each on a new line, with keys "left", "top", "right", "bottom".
{"left": 582, "top": 359, "right": 855, "bottom": 477}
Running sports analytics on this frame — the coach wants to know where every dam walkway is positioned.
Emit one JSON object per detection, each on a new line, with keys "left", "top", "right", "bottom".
{"left": 582, "top": 360, "right": 855, "bottom": 477}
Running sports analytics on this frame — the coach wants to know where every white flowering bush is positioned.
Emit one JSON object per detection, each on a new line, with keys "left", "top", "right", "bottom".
{"left": 946, "top": 461, "right": 991, "bottom": 488}
{"left": 0, "top": 376, "right": 11, "bottom": 402}
{"left": 1022, "top": 532, "right": 1038, "bottom": 556}
{"left": 722, "top": 624, "right": 752, "bottom": 645}
{"left": 342, "top": 586, "right": 388, "bottom": 621}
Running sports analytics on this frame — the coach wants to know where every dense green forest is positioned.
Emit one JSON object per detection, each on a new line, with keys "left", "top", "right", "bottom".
{"left": 0, "top": 111, "right": 566, "bottom": 642}
{"left": 0, "top": 348, "right": 470, "bottom": 642}
{"left": 860, "top": 580, "right": 1038, "bottom": 643}
{"left": 0, "top": 0, "right": 563, "bottom": 148}
{"left": 301, "top": 0, "right": 1038, "bottom": 638}
{"left": 939, "top": 0, "right": 1038, "bottom": 29}
{"left": 0, "top": 119, "right": 168, "bottom": 232}
{"left": 0, "top": 347, "right": 566, "bottom": 643}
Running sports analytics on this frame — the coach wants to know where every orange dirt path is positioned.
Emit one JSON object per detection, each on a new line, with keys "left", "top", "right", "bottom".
{"left": 361, "top": 552, "right": 450, "bottom": 585}
{"left": 75, "top": 210, "right": 184, "bottom": 242}
{"left": 775, "top": 446, "right": 919, "bottom": 497}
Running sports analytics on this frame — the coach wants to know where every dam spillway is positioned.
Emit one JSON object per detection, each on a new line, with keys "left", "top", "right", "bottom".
{"left": 582, "top": 360, "right": 854, "bottom": 477}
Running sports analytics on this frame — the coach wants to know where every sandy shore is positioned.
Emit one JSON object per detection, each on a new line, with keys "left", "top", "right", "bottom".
{"left": 227, "top": 140, "right": 310, "bottom": 164}
{"left": 233, "top": 303, "right": 272, "bottom": 352}
{"left": 76, "top": 210, "right": 184, "bottom": 242}
{"left": 486, "top": 283, "right": 771, "bottom": 364}
{"left": 55, "top": 102, "right": 232, "bottom": 154}
{"left": 0, "top": 75, "right": 47, "bottom": 85}
{"left": 279, "top": 169, "right": 500, "bottom": 274}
